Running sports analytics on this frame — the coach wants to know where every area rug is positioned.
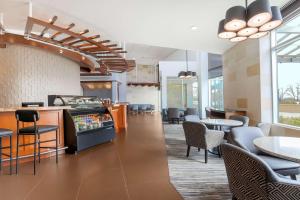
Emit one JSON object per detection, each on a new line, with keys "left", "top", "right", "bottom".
{"left": 163, "top": 124, "right": 232, "bottom": 200}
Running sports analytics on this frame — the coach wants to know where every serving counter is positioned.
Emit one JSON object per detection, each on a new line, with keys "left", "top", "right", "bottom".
{"left": 0, "top": 106, "right": 69, "bottom": 163}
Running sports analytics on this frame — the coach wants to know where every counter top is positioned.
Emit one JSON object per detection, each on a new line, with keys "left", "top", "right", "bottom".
{"left": 0, "top": 106, "right": 71, "bottom": 112}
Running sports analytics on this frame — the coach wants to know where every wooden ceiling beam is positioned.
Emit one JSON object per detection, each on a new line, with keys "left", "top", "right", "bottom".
{"left": 40, "top": 16, "right": 58, "bottom": 37}
{"left": 75, "top": 43, "right": 96, "bottom": 49}
{"left": 97, "top": 56, "right": 119, "bottom": 58}
{"left": 105, "top": 44, "right": 118, "bottom": 47}
{"left": 59, "top": 29, "right": 89, "bottom": 43}
{"left": 51, "top": 23, "right": 75, "bottom": 39}
{"left": 67, "top": 34, "right": 100, "bottom": 46}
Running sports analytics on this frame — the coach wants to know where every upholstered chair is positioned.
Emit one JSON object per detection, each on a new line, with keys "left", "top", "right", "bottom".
{"left": 131, "top": 104, "right": 139, "bottom": 114}
{"left": 205, "top": 107, "right": 211, "bottom": 118}
{"left": 229, "top": 115, "right": 249, "bottom": 126}
{"left": 229, "top": 127, "right": 300, "bottom": 180}
{"left": 167, "top": 108, "right": 180, "bottom": 124}
{"left": 222, "top": 143, "right": 300, "bottom": 200}
{"left": 257, "top": 122, "right": 271, "bottom": 136}
{"left": 185, "top": 108, "right": 198, "bottom": 116}
{"left": 182, "top": 121, "right": 224, "bottom": 163}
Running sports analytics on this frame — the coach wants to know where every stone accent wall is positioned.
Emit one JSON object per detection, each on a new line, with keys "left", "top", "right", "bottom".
{"left": 223, "top": 39, "right": 262, "bottom": 125}
{"left": 223, "top": 36, "right": 273, "bottom": 125}
{"left": 127, "top": 64, "right": 157, "bottom": 83}
{"left": 0, "top": 44, "right": 81, "bottom": 107}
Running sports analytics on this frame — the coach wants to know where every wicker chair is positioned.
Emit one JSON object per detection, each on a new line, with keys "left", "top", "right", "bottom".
{"left": 222, "top": 143, "right": 300, "bottom": 200}
{"left": 182, "top": 121, "right": 224, "bottom": 163}
{"left": 229, "top": 127, "right": 300, "bottom": 180}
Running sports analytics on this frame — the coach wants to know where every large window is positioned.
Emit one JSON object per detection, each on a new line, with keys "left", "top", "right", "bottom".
{"left": 208, "top": 76, "right": 224, "bottom": 110}
{"left": 273, "top": 15, "right": 300, "bottom": 127}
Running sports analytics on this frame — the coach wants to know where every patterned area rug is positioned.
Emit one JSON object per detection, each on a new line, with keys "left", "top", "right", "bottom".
{"left": 163, "top": 124, "right": 232, "bottom": 200}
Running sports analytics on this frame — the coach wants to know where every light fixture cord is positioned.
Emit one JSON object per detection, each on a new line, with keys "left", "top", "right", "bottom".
{"left": 186, "top": 50, "right": 189, "bottom": 71}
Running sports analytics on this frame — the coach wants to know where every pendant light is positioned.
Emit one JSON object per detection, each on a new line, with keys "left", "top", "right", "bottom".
{"left": 178, "top": 50, "right": 197, "bottom": 79}
{"left": 218, "top": 19, "right": 236, "bottom": 39}
{"left": 224, "top": 6, "right": 247, "bottom": 31}
{"left": 259, "top": 6, "right": 283, "bottom": 31}
{"left": 247, "top": 0, "right": 272, "bottom": 27}
{"left": 218, "top": 0, "right": 283, "bottom": 43}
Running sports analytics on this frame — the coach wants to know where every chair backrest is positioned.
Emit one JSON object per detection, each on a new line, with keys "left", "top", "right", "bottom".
{"left": 221, "top": 143, "right": 276, "bottom": 200}
{"left": 15, "top": 110, "right": 40, "bottom": 122}
{"left": 185, "top": 108, "right": 197, "bottom": 115}
{"left": 167, "top": 108, "right": 180, "bottom": 118}
{"left": 182, "top": 121, "right": 207, "bottom": 149}
{"left": 131, "top": 104, "right": 138, "bottom": 110}
{"left": 257, "top": 122, "right": 271, "bottom": 136}
{"left": 184, "top": 115, "right": 200, "bottom": 122}
{"left": 205, "top": 107, "right": 211, "bottom": 118}
{"left": 229, "top": 127, "right": 264, "bottom": 154}
{"left": 229, "top": 115, "right": 249, "bottom": 126}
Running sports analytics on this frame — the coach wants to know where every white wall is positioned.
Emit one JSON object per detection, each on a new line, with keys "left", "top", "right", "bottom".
{"left": 159, "top": 51, "right": 209, "bottom": 118}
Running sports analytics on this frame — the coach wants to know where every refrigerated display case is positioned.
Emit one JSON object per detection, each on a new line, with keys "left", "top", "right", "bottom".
{"left": 48, "top": 95, "right": 115, "bottom": 153}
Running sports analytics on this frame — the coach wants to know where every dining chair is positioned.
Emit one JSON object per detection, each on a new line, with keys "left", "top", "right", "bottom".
{"left": 184, "top": 108, "right": 197, "bottom": 116}
{"left": 229, "top": 115, "right": 249, "bottom": 126}
{"left": 229, "top": 126, "right": 300, "bottom": 180}
{"left": 182, "top": 121, "right": 224, "bottom": 163}
{"left": 222, "top": 143, "right": 300, "bottom": 200}
{"left": 256, "top": 122, "right": 271, "bottom": 136}
{"left": 184, "top": 115, "right": 201, "bottom": 122}
{"left": 167, "top": 108, "right": 180, "bottom": 124}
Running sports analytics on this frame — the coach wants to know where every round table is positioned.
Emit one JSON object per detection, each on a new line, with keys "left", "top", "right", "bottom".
{"left": 253, "top": 136, "right": 300, "bottom": 163}
{"left": 200, "top": 118, "right": 243, "bottom": 130}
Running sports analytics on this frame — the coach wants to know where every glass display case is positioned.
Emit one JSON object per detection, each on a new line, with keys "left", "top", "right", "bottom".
{"left": 48, "top": 95, "right": 115, "bottom": 153}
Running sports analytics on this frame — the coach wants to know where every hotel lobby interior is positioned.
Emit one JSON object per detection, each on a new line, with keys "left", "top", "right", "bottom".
{"left": 1, "top": 0, "right": 300, "bottom": 199}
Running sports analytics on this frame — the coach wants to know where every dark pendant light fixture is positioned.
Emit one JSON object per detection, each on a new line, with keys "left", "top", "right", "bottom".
{"left": 178, "top": 50, "right": 197, "bottom": 79}
{"left": 218, "top": 0, "right": 283, "bottom": 42}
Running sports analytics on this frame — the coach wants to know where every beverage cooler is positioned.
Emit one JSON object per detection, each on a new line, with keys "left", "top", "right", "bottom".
{"left": 48, "top": 95, "right": 115, "bottom": 153}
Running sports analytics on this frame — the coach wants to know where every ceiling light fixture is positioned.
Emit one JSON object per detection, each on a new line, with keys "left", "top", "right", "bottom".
{"left": 178, "top": 50, "right": 197, "bottom": 79}
{"left": 191, "top": 26, "right": 198, "bottom": 30}
{"left": 218, "top": 0, "right": 283, "bottom": 42}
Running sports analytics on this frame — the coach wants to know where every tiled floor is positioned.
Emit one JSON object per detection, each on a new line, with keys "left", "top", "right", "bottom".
{"left": 0, "top": 113, "right": 182, "bottom": 200}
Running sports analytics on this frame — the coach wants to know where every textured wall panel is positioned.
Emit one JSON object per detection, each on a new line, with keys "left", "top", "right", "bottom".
{"left": 0, "top": 44, "right": 81, "bottom": 107}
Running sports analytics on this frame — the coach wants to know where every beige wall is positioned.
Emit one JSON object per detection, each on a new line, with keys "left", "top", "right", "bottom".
{"left": 0, "top": 44, "right": 81, "bottom": 107}
{"left": 126, "top": 86, "right": 160, "bottom": 111}
{"left": 127, "top": 64, "right": 157, "bottom": 83}
{"left": 223, "top": 37, "right": 273, "bottom": 125}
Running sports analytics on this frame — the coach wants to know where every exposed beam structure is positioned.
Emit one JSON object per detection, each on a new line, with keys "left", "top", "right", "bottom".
{"left": 40, "top": 16, "right": 57, "bottom": 37}
{"left": 24, "top": 16, "right": 135, "bottom": 73}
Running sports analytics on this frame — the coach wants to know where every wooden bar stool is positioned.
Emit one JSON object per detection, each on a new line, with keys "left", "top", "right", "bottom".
{"left": 0, "top": 129, "right": 13, "bottom": 175}
{"left": 15, "top": 110, "right": 59, "bottom": 175}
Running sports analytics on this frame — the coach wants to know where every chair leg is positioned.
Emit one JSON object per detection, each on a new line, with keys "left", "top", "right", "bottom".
{"left": 9, "top": 136, "right": 12, "bottom": 175}
{"left": 38, "top": 134, "right": 41, "bottom": 163}
{"left": 33, "top": 134, "right": 37, "bottom": 175}
{"left": 198, "top": 148, "right": 200, "bottom": 152}
{"left": 16, "top": 134, "right": 19, "bottom": 174}
{"left": 55, "top": 130, "right": 58, "bottom": 163}
{"left": 290, "top": 174, "right": 297, "bottom": 180}
{"left": 205, "top": 149, "right": 208, "bottom": 163}
{"left": 218, "top": 146, "right": 222, "bottom": 158}
{"left": 186, "top": 145, "right": 190, "bottom": 157}
{"left": 0, "top": 137, "right": 2, "bottom": 171}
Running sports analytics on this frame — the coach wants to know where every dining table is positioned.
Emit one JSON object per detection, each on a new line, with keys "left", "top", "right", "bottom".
{"left": 253, "top": 136, "right": 300, "bottom": 163}
{"left": 200, "top": 118, "right": 243, "bottom": 130}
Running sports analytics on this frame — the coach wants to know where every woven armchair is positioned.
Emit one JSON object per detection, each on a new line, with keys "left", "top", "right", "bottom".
{"left": 182, "top": 121, "right": 224, "bottom": 163}
{"left": 222, "top": 143, "right": 300, "bottom": 200}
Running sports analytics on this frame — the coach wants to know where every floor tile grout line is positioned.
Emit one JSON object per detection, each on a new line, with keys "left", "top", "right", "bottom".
{"left": 23, "top": 171, "right": 48, "bottom": 200}
{"left": 116, "top": 149, "right": 132, "bottom": 200}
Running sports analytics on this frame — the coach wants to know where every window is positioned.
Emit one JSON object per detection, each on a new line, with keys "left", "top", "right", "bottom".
{"left": 273, "top": 15, "right": 300, "bottom": 127}
{"left": 208, "top": 76, "right": 224, "bottom": 110}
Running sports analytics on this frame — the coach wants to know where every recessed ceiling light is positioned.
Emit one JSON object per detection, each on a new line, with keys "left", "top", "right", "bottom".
{"left": 191, "top": 26, "right": 198, "bottom": 30}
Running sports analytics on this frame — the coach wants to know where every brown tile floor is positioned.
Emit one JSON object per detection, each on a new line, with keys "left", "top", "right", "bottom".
{"left": 0, "top": 113, "right": 182, "bottom": 200}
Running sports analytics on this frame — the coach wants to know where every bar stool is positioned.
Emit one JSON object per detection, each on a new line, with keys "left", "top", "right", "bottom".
{"left": 0, "top": 129, "right": 12, "bottom": 175}
{"left": 15, "top": 110, "right": 59, "bottom": 175}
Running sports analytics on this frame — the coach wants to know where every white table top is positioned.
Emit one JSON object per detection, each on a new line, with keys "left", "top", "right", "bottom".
{"left": 200, "top": 118, "right": 243, "bottom": 127}
{"left": 253, "top": 136, "right": 300, "bottom": 163}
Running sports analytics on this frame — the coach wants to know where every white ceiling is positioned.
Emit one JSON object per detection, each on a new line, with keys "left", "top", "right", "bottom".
{"left": 1, "top": 0, "right": 290, "bottom": 54}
